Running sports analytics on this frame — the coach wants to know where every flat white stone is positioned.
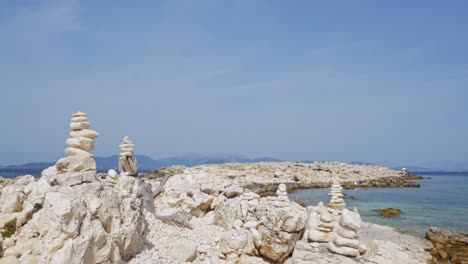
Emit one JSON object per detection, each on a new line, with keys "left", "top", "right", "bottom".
{"left": 119, "top": 143, "right": 135, "bottom": 148}
{"left": 72, "top": 112, "right": 86, "bottom": 117}
{"left": 65, "top": 147, "right": 92, "bottom": 157}
{"left": 70, "top": 122, "right": 90, "bottom": 130}
{"left": 120, "top": 147, "right": 134, "bottom": 153}
{"left": 71, "top": 116, "right": 87, "bottom": 122}
{"left": 70, "top": 129, "right": 99, "bottom": 139}
{"left": 327, "top": 241, "right": 359, "bottom": 257}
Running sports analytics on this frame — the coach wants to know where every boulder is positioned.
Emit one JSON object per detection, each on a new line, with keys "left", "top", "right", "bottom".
{"left": 213, "top": 184, "right": 307, "bottom": 263}
{"left": 426, "top": 227, "right": 468, "bottom": 264}
{"left": 169, "top": 243, "right": 197, "bottom": 262}
{"left": 219, "top": 230, "right": 256, "bottom": 257}
{"left": 379, "top": 208, "right": 401, "bottom": 218}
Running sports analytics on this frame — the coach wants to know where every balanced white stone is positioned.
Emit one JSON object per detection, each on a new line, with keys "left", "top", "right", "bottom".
{"left": 327, "top": 207, "right": 367, "bottom": 257}
{"left": 327, "top": 180, "right": 346, "bottom": 212}
{"left": 118, "top": 136, "right": 138, "bottom": 176}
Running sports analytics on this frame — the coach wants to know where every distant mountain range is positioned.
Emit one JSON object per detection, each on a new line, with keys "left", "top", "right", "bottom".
{"left": 1, "top": 154, "right": 282, "bottom": 172}
{"left": 2, "top": 155, "right": 467, "bottom": 176}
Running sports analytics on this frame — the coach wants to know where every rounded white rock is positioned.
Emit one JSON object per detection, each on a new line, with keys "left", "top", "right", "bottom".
{"left": 66, "top": 137, "right": 95, "bottom": 151}
{"left": 108, "top": 169, "right": 118, "bottom": 178}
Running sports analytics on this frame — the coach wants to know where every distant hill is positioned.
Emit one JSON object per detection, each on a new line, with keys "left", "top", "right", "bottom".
{"left": 94, "top": 154, "right": 282, "bottom": 170}
{"left": 1, "top": 154, "right": 282, "bottom": 175}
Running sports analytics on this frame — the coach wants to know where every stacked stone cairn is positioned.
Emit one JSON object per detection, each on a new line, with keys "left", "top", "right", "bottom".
{"left": 119, "top": 136, "right": 138, "bottom": 176}
{"left": 305, "top": 201, "right": 335, "bottom": 243}
{"left": 327, "top": 207, "right": 367, "bottom": 257}
{"left": 327, "top": 179, "right": 346, "bottom": 213}
{"left": 274, "top": 183, "right": 290, "bottom": 208}
{"left": 55, "top": 112, "right": 99, "bottom": 186}
{"left": 65, "top": 111, "right": 99, "bottom": 157}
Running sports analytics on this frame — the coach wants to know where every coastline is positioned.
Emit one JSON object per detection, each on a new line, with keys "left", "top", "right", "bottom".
{"left": 0, "top": 161, "right": 448, "bottom": 263}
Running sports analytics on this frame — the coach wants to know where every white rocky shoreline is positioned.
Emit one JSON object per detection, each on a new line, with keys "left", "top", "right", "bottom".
{"left": 0, "top": 112, "right": 433, "bottom": 264}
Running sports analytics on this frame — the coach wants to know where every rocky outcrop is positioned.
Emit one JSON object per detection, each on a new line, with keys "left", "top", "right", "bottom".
{"left": 0, "top": 112, "right": 153, "bottom": 264}
{"left": 214, "top": 184, "right": 308, "bottom": 262}
{"left": 327, "top": 208, "right": 367, "bottom": 257}
{"left": 379, "top": 208, "right": 401, "bottom": 218}
{"left": 118, "top": 136, "right": 138, "bottom": 176}
{"left": 426, "top": 227, "right": 468, "bottom": 264}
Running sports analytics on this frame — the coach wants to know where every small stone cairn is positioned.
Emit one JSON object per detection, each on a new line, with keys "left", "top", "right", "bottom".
{"left": 118, "top": 136, "right": 138, "bottom": 176}
{"left": 327, "top": 207, "right": 367, "bottom": 257}
{"left": 305, "top": 201, "right": 334, "bottom": 243}
{"left": 274, "top": 183, "right": 290, "bottom": 207}
{"left": 327, "top": 180, "right": 345, "bottom": 213}
{"left": 65, "top": 112, "right": 99, "bottom": 157}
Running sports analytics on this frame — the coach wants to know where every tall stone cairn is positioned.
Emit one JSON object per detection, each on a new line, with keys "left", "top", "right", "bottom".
{"left": 119, "top": 136, "right": 138, "bottom": 176}
{"left": 55, "top": 112, "right": 99, "bottom": 186}
{"left": 327, "top": 179, "right": 346, "bottom": 213}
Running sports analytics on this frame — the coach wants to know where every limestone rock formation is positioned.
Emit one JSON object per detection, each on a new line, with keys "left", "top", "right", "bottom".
{"left": 118, "top": 136, "right": 138, "bottom": 176}
{"left": 0, "top": 112, "right": 154, "bottom": 264}
{"left": 426, "top": 227, "right": 468, "bottom": 264}
{"left": 304, "top": 201, "right": 334, "bottom": 243}
{"left": 327, "top": 208, "right": 367, "bottom": 257}
{"left": 213, "top": 184, "right": 308, "bottom": 263}
{"left": 327, "top": 179, "right": 346, "bottom": 213}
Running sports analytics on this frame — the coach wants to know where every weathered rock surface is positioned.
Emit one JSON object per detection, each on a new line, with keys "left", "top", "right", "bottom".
{"left": 213, "top": 184, "right": 307, "bottom": 262}
{"left": 426, "top": 227, "right": 468, "bottom": 264}
{"left": 1, "top": 116, "right": 432, "bottom": 264}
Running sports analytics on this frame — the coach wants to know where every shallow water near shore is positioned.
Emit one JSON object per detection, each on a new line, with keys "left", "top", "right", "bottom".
{"left": 291, "top": 172, "right": 468, "bottom": 237}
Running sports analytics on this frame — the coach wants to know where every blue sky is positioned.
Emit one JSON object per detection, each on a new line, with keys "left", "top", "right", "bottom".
{"left": 1, "top": 0, "right": 467, "bottom": 167}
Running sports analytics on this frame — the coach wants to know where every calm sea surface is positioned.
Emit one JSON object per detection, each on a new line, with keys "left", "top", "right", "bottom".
{"left": 290, "top": 172, "right": 468, "bottom": 237}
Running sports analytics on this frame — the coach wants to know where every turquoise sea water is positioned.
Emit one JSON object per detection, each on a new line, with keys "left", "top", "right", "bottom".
{"left": 290, "top": 172, "right": 468, "bottom": 237}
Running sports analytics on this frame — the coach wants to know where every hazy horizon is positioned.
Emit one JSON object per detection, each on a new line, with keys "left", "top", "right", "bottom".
{"left": 1, "top": 1, "right": 467, "bottom": 167}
